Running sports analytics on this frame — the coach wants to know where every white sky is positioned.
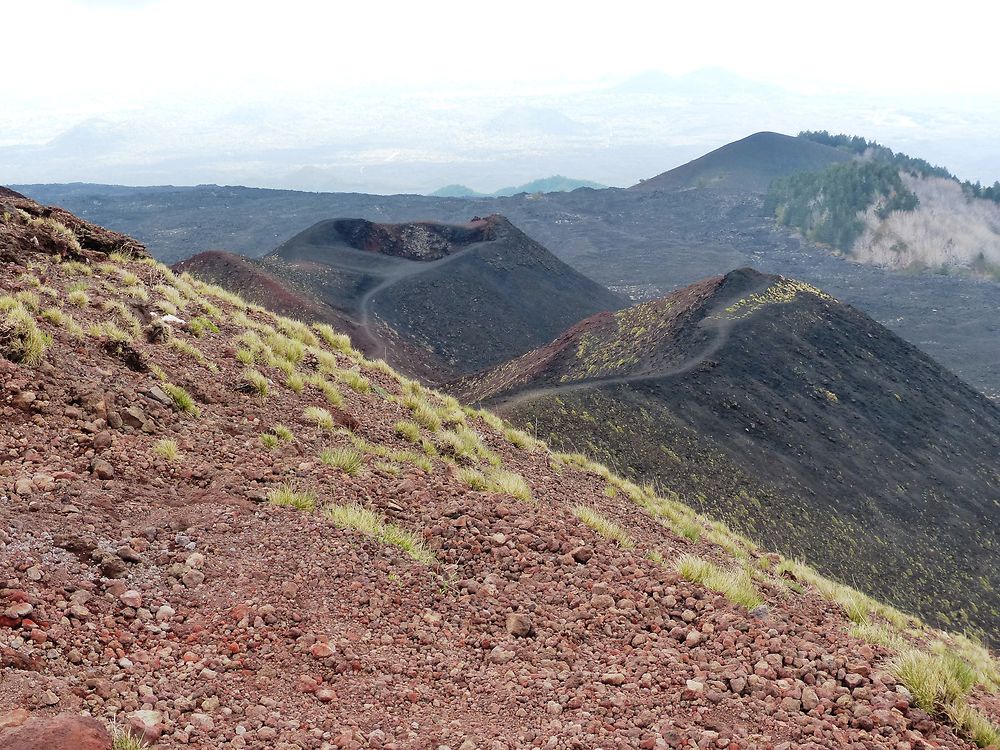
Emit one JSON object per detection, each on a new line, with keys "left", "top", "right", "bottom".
{"left": 9, "top": 0, "right": 1000, "bottom": 113}
{"left": 4, "top": 0, "right": 1000, "bottom": 190}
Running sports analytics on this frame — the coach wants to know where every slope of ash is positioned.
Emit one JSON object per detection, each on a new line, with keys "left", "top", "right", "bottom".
{"left": 1, "top": 196, "right": 998, "bottom": 748}
{"left": 458, "top": 269, "right": 1000, "bottom": 642}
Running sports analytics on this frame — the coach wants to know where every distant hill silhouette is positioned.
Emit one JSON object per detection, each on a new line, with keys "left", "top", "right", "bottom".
{"left": 631, "top": 131, "right": 851, "bottom": 194}
{"left": 430, "top": 175, "right": 607, "bottom": 198}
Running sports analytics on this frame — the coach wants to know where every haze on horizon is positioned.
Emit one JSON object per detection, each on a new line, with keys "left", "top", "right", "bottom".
{"left": 4, "top": 0, "right": 1000, "bottom": 193}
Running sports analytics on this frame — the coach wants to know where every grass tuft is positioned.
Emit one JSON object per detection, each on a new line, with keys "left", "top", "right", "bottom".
{"left": 675, "top": 554, "right": 764, "bottom": 610}
{"left": 163, "top": 383, "right": 199, "bottom": 416}
{"left": 153, "top": 438, "right": 179, "bottom": 461}
{"left": 243, "top": 369, "right": 269, "bottom": 399}
{"left": 1, "top": 303, "right": 47, "bottom": 365}
{"left": 304, "top": 406, "right": 335, "bottom": 430}
{"left": 394, "top": 420, "right": 421, "bottom": 443}
{"left": 574, "top": 506, "right": 635, "bottom": 549}
{"left": 267, "top": 484, "right": 317, "bottom": 511}
{"left": 323, "top": 503, "right": 434, "bottom": 564}
{"left": 320, "top": 447, "right": 365, "bottom": 476}
{"left": 313, "top": 323, "right": 354, "bottom": 353}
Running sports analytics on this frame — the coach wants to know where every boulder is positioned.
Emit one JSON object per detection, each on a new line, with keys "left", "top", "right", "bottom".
{"left": 0, "top": 714, "right": 111, "bottom": 750}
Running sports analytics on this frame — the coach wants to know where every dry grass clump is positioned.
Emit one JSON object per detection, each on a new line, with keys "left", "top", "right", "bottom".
{"left": 154, "top": 284, "right": 185, "bottom": 309}
{"left": 394, "top": 420, "right": 421, "bottom": 443}
{"left": 1, "top": 301, "right": 48, "bottom": 365}
{"left": 108, "top": 716, "right": 147, "bottom": 750}
{"left": 277, "top": 315, "right": 318, "bottom": 346}
{"left": 304, "top": 406, "right": 335, "bottom": 431}
{"left": 574, "top": 506, "right": 635, "bottom": 549}
{"left": 849, "top": 622, "right": 906, "bottom": 650}
{"left": 188, "top": 316, "right": 220, "bottom": 337}
{"left": 153, "top": 438, "right": 179, "bottom": 461}
{"left": 502, "top": 425, "right": 543, "bottom": 451}
{"left": 61, "top": 260, "right": 93, "bottom": 276}
{"left": 101, "top": 300, "right": 142, "bottom": 338}
{"left": 437, "top": 426, "right": 498, "bottom": 465}
{"left": 332, "top": 367, "right": 371, "bottom": 393}
{"left": 675, "top": 554, "right": 763, "bottom": 610}
{"left": 162, "top": 383, "right": 199, "bottom": 416}
{"left": 323, "top": 503, "right": 434, "bottom": 565}
{"left": 267, "top": 484, "right": 317, "bottom": 511}
{"left": 285, "top": 371, "right": 305, "bottom": 393}
{"left": 313, "top": 323, "right": 354, "bottom": 353}
{"left": 488, "top": 468, "right": 533, "bottom": 502}
{"left": 458, "top": 467, "right": 533, "bottom": 502}
{"left": 67, "top": 289, "right": 90, "bottom": 307}
{"left": 243, "top": 369, "right": 269, "bottom": 399}
{"left": 307, "top": 374, "right": 345, "bottom": 407}
{"left": 169, "top": 337, "right": 217, "bottom": 371}
{"left": 403, "top": 394, "right": 442, "bottom": 432}
{"left": 320, "top": 447, "right": 365, "bottom": 476}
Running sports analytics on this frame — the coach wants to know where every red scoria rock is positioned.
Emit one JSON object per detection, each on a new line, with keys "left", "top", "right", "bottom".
{"left": 0, "top": 714, "right": 111, "bottom": 750}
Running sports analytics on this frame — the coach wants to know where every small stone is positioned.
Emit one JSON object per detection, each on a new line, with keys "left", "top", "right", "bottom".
{"left": 780, "top": 696, "right": 801, "bottom": 713}
{"left": 488, "top": 646, "right": 516, "bottom": 664}
{"left": 185, "top": 552, "right": 205, "bottom": 569}
{"left": 41, "top": 689, "right": 60, "bottom": 706}
{"left": 117, "top": 546, "right": 143, "bottom": 563}
{"left": 119, "top": 590, "right": 142, "bottom": 608}
{"left": 189, "top": 713, "right": 214, "bottom": 731}
{"left": 156, "top": 604, "right": 175, "bottom": 622}
{"left": 201, "top": 696, "right": 220, "bottom": 712}
{"left": 14, "top": 479, "right": 33, "bottom": 496}
{"left": 802, "top": 686, "right": 820, "bottom": 711}
{"left": 310, "top": 642, "right": 335, "bottom": 659}
{"left": 181, "top": 568, "right": 205, "bottom": 587}
{"left": 505, "top": 613, "right": 533, "bottom": 638}
{"left": 316, "top": 688, "right": 337, "bottom": 703}
{"left": 601, "top": 673, "right": 626, "bottom": 686}
{"left": 570, "top": 546, "right": 593, "bottom": 564}
{"left": 4, "top": 601, "right": 33, "bottom": 620}
{"left": 91, "top": 459, "right": 114, "bottom": 480}
{"left": 129, "top": 710, "right": 164, "bottom": 744}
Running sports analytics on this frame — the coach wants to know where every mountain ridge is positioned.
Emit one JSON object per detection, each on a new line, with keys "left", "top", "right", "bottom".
{"left": 459, "top": 268, "right": 1000, "bottom": 639}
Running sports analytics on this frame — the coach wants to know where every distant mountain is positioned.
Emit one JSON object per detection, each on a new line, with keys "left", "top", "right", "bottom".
{"left": 430, "top": 175, "right": 607, "bottom": 198}
{"left": 458, "top": 268, "right": 1000, "bottom": 637}
{"left": 183, "top": 215, "right": 624, "bottom": 380}
{"left": 483, "top": 106, "right": 590, "bottom": 137}
{"left": 631, "top": 131, "right": 850, "bottom": 194}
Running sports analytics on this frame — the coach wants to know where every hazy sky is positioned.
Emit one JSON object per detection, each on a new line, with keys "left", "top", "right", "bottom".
{"left": 4, "top": 0, "right": 1000, "bottom": 191}
{"left": 10, "top": 0, "right": 1000, "bottom": 112}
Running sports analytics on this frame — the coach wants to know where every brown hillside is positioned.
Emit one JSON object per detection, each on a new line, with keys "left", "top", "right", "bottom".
{"left": 1, "top": 199, "right": 998, "bottom": 748}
